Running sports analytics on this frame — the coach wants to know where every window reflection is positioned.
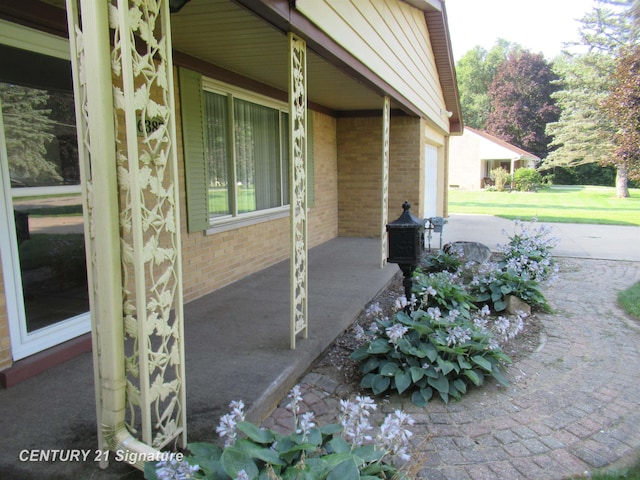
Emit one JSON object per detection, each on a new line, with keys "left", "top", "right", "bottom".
{"left": 1, "top": 42, "right": 88, "bottom": 333}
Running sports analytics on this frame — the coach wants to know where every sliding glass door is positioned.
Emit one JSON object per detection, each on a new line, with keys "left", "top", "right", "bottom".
{"left": 0, "top": 21, "right": 90, "bottom": 360}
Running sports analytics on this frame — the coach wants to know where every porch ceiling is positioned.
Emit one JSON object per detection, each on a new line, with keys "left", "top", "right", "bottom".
{"left": 169, "top": 0, "right": 388, "bottom": 113}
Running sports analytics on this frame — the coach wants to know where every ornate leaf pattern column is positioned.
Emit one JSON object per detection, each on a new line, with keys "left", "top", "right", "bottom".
{"left": 381, "top": 96, "right": 390, "bottom": 269}
{"left": 66, "top": 0, "right": 186, "bottom": 456}
{"left": 110, "top": 0, "right": 186, "bottom": 449}
{"left": 289, "top": 33, "right": 308, "bottom": 349}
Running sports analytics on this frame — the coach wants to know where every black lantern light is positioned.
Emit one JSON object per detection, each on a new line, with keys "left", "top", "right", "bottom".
{"left": 386, "top": 202, "right": 425, "bottom": 310}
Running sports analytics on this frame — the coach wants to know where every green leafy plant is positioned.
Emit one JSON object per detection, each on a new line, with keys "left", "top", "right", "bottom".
{"left": 351, "top": 285, "right": 512, "bottom": 406}
{"left": 351, "top": 217, "right": 559, "bottom": 406}
{"left": 470, "top": 266, "right": 551, "bottom": 313}
{"left": 490, "top": 166, "right": 511, "bottom": 191}
{"left": 145, "top": 389, "right": 414, "bottom": 480}
{"left": 498, "top": 219, "right": 559, "bottom": 282}
{"left": 512, "top": 168, "right": 543, "bottom": 192}
{"left": 421, "top": 249, "right": 463, "bottom": 274}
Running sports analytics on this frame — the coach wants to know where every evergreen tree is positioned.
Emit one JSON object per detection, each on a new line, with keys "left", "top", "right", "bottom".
{"left": 0, "top": 83, "right": 60, "bottom": 185}
{"left": 541, "top": 0, "right": 638, "bottom": 197}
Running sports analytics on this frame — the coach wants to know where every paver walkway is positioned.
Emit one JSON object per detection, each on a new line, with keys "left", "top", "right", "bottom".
{"left": 263, "top": 258, "right": 640, "bottom": 479}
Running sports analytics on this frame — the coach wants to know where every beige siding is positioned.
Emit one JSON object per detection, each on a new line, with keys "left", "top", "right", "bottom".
{"left": 296, "top": 0, "right": 449, "bottom": 131}
{"left": 448, "top": 131, "right": 484, "bottom": 190}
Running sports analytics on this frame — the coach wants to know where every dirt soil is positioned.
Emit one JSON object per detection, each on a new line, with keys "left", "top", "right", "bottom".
{"left": 309, "top": 268, "right": 545, "bottom": 392}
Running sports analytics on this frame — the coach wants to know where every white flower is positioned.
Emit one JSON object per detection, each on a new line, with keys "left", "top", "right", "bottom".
{"left": 366, "top": 302, "right": 383, "bottom": 318}
{"left": 394, "top": 295, "right": 409, "bottom": 311}
{"left": 376, "top": 409, "right": 415, "bottom": 462}
{"left": 287, "top": 385, "right": 303, "bottom": 414}
{"left": 423, "top": 285, "right": 437, "bottom": 297}
{"left": 446, "top": 326, "right": 471, "bottom": 347}
{"left": 427, "top": 306, "right": 442, "bottom": 320}
{"left": 445, "top": 309, "right": 460, "bottom": 323}
{"left": 353, "top": 325, "right": 366, "bottom": 341}
{"left": 216, "top": 413, "right": 238, "bottom": 447}
{"left": 386, "top": 323, "right": 409, "bottom": 345}
{"left": 339, "top": 396, "right": 377, "bottom": 446}
{"left": 494, "top": 316, "right": 510, "bottom": 336}
{"left": 229, "top": 400, "right": 245, "bottom": 422}
{"left": 297, "top": 411, "right": 316, "bottom": 437}
{"left": 155, "top": 459, "right": 199, "bottom": 480}
{"left": 235, "top": 470, "right": 249, "bottom": 480}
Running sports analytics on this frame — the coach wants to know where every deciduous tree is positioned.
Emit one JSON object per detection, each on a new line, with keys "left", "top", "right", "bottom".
{"left": 541, "top": 0, "right": 638, "bottom": 197}
{"left": 485, "top": 50, "right": 559, "bottom": 158}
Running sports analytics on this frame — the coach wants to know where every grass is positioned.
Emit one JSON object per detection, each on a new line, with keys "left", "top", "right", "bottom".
{"left": 618, "top": 281, "right": 640, "bottom": 321}
{"left": 448, "top": 185, "right": 640, "bottom": 226}
{"left": 572, "top": 456, "right": 640, "bottom": 479}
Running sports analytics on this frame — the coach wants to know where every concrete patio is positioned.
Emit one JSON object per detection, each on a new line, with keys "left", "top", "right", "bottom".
{"left": 0, "top": 237, "right": 397, "bottom": 479}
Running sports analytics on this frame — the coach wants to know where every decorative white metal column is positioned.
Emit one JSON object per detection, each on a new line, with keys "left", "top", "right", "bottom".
{"left": 66, "top": 0, "right": 186, "bottom": 468}
{"left": 380, "top": 96, "right": 391, "bottom": 268}
{"left": 289, "top": 33, "right": 308, "bottom": 349}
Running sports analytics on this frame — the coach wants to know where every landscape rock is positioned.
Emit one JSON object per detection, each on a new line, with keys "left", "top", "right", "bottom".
{"left": 444, "top": 241, "right": 492, "bottom": 264}
{"left": 505, "top": 294, "right": 531, "bottom": 315}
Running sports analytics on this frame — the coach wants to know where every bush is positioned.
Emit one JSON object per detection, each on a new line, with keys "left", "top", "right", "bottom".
{"left": 490, "top": 167, "right": 511, "bottom": 191}
{"left": 513, "top": 168, "right": 543, "bottom": 192}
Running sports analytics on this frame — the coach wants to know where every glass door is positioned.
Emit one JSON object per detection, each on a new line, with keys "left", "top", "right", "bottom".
{"left": 0, "top": 22, "right": 90, "bottom": 360}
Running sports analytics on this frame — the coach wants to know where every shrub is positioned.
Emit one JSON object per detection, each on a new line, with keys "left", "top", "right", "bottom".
{"left": 351, "top": 281, "right": 512, "bottom": 405}
{"left": 145, "top": 389, "right": 414, "bottom": 480}
{"left": 490, "top": 167, "right": 511, "bottom": 191}
{"left": 513, "top": 168, "right": 543, "bottom": 192}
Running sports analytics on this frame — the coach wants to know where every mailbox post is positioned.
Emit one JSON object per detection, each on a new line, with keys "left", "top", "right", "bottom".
{"left": 386, "top": 202, "right": 425, "bottom": 311}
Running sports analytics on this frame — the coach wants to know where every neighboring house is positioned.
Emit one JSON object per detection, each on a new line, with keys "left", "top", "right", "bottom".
{"left": 448, "top": 126, "right": 539, "bottom": 190}
{"left": 0, "top": 0, "right": 461, "bottom": 460}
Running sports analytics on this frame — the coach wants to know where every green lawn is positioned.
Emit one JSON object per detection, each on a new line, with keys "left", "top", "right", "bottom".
{"left": 448, "top": 185, "right": 640, "bottom": 226}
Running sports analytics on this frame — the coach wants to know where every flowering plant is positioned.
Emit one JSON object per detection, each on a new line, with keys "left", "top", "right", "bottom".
{"left": 144, "top": 387, "right": 414, "bottom": 480}
{"left": 352, "top": 218, "right": 557, "bottom": 405}
{"left": 351, "top": 285, "right": 513, "bottom": 405}
{"left": 498, "top": 219, "right": 559, "bottom": 283}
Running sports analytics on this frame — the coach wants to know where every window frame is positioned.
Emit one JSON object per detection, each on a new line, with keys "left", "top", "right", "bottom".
{"left": 202, "top": 78, "right": 291, "bottom": 231}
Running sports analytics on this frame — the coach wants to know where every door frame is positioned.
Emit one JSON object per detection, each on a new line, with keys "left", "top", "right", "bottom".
{"left": 0, "top": 19, "right": 90, "bottom": 361}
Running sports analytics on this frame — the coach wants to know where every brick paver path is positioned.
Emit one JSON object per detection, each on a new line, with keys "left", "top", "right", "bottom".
{"left": 263, "top": 259, "right": 640, "bottom": 479}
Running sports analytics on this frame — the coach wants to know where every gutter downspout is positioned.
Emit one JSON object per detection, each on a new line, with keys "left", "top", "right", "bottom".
{"left": 66, "top": 0, "right": 160, "bottom": 469}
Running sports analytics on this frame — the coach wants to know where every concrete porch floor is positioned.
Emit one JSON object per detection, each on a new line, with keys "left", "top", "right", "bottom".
{"left": 0, "top": 237, "right": 398, "bottom": 479}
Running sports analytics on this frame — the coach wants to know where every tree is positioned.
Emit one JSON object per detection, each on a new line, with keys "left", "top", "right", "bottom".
{"left": 541, "top": 0, "right": 639, "bottom": 197}
{"left": 0, "top": 84, "right": 60, "bottom": 185}
{"left": 485, "top": 50, "right": 560, "bottom": 158}
{"left": 455, "top": 40, "right": 517, "bottom": 129}
{"left": 602, "top": 45, "right": 640, "bottom": 196}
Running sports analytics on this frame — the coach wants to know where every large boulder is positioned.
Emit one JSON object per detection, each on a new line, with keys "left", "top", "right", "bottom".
{"left": 444, "top": 241, "right": 492, "bottom": 264}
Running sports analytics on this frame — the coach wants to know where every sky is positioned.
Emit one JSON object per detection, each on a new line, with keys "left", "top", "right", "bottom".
{"left": 445, "top": 0, "right": 596, "bottom": 61}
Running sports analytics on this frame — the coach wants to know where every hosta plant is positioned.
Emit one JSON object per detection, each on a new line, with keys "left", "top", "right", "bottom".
{"left": 145, "top": 387, "right": 414, "bottom": 480}
{"left": 351, "top": 290, "right": 513, "bottom": 406}
{"left": 498, "top": 219, "right": 559, "bottom": 283}
{"left": 470, "top": 265, "right": 551, "bottom": 313}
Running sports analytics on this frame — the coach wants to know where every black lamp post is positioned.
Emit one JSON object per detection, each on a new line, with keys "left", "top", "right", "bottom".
{"left": 386, "top": 202, "right": 425, "bottom": 311}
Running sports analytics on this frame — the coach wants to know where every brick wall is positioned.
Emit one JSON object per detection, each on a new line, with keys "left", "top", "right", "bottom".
{"left": 337, "top": 115, "right": 423, "bottom": 237}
